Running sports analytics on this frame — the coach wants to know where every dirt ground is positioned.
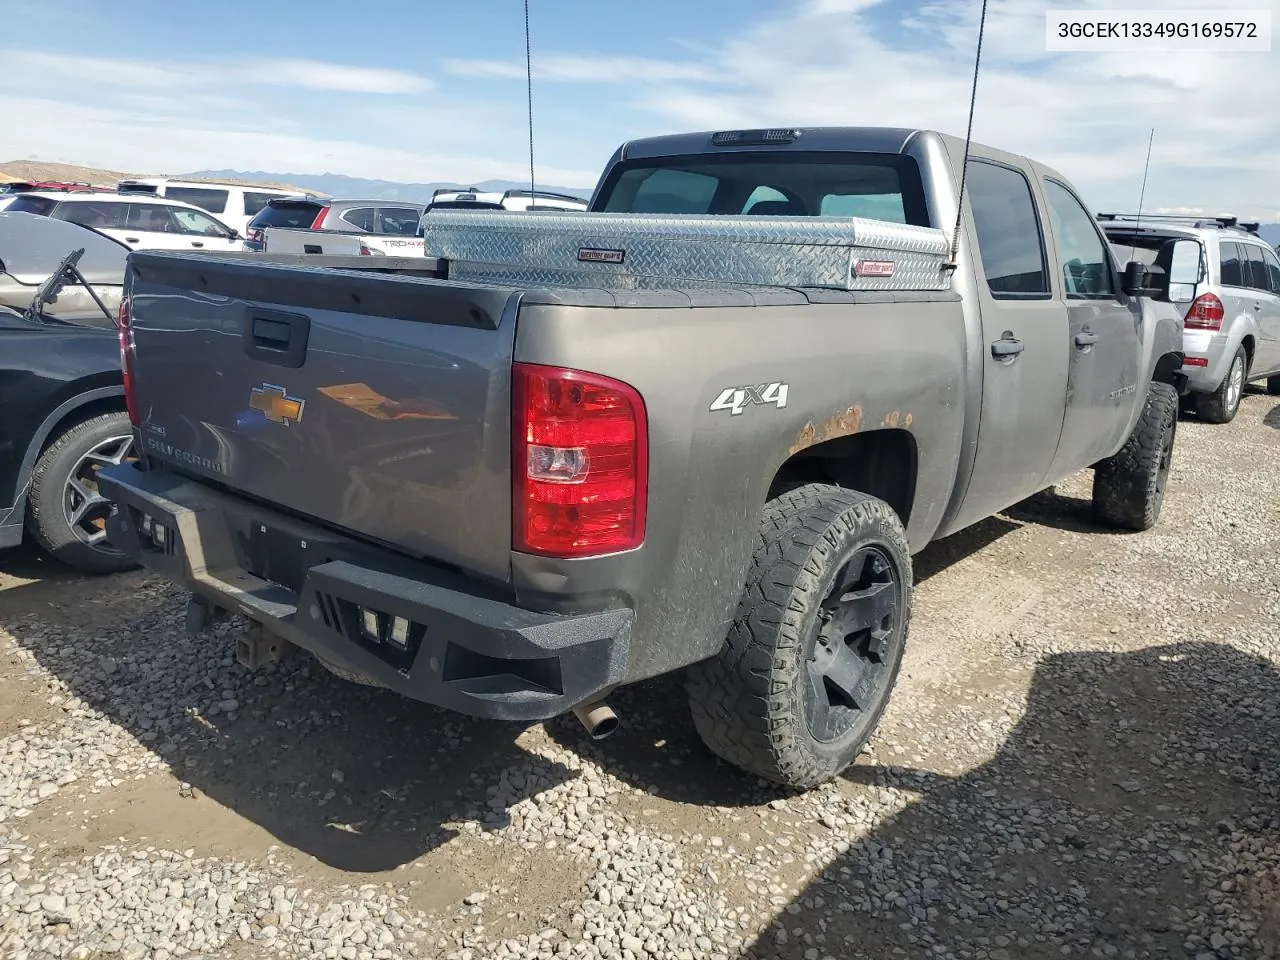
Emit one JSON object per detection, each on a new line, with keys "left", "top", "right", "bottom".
{"left": 2, "top": 387, "right": 1279, "bottom": 960}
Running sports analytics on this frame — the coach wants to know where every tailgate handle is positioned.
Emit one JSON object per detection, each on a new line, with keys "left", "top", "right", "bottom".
{"left": 242, "top": 309, "right": 310, "bottom": 368}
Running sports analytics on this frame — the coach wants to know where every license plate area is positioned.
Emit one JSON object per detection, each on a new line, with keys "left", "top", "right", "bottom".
{"left": 238, "top": 520, "right": 313, "bottom": 595}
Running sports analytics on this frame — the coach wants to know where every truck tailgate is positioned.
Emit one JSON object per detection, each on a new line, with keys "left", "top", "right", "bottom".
{"left": 124, "top": 252, "right": 520, "bottom": 582}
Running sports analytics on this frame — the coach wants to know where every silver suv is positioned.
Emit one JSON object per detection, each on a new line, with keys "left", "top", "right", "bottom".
{"left": 1101, "top": 214, "right": 1280, "bottom": 423}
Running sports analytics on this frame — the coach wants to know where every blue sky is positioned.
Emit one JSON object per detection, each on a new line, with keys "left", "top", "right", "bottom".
{"left": 0, "top": 0, "right": 1275, "bottom": 216}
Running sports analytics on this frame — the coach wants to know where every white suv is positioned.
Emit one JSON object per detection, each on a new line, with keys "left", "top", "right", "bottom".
{"left": 116, "top": 178, "right": 311, "bottom": 235}
{"left": 4, "top": 192, "right": 245, "bottom": 252}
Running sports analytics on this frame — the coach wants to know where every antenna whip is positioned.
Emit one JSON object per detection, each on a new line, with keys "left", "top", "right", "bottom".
{"left": 947, "top": 0, "right": 990, "bottom": 267}
{"left": 1128, "top": 127, "right": 1155, "bottom": 260}
{"left": 524, "top": 0, "right": 537, "bottom": 201}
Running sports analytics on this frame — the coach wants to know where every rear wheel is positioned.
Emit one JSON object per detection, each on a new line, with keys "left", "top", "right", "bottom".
{"left": 25, "top": 412, "right": 140, "bottom": 575}
{"left": 1196, "top": 346, "right": 1247, "bottom": 424}
{"left": 1092, "top": 381, "right": 1178, "bottom": 531}
{"left": 686, "top": 484, "right": 912, "bottom": 790}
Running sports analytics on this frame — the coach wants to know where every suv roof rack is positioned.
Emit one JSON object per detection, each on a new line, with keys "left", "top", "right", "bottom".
{"left": 432, "top": 186, "right": 482, "bottom": 199}
{"left": 1097, "top": 212, "right": 1260, "bottom": 235}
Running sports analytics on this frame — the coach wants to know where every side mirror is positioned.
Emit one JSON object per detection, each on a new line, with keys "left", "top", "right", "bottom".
{"left": 1121, "top": 260, "right": 1166, "bottom": 298}
{"left": 1165, "top": 238, "right": 1203, "bottom": 304}
{"left": 228, "top": 229, "right": 242, "bottom": 241}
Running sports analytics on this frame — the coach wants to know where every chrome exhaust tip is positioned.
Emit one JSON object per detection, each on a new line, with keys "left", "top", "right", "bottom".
{"left": 572, "top": 701, "right": 619, "bottom": 740}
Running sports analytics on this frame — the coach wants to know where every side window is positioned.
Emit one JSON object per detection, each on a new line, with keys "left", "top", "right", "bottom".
{"left": 604, "top": 168, "right": 720, "bottom": 214}
{"left": 376, "top": 207, "right": 423, "bottom": 236}
{"left": 964, "top": 160, "right": 1050, "bottom": 297}
{"left": 1042, "top": 179, "right": 1114, "bottom": 298}
{"left": 1259, "top": 246, "right": 1280, "bottom": 295}
{"left": 171, "top": 208, "right": 232, "bottom": 237}
{"left": 1219, "top": 243, "right": 1244, "bottom": 287}
{"left": 242, "top": 192, "right": 280, "bottom": 218}
{"left": 56, "top": 201, "right": 129, "bottom": 229}
{"left": 127, "top": 203, "right": 179, "bottom": 233}
{"left": 340, "top": 207, "right": 377, "bottom": 232}
{"left": 6, "top": 195, "right": 58, "bottom": 216}
{"left": 164, "top": 187, "right": 229, "bottom": 214}
{"left": 1242, "top": 244, "right": 1270, "bottom": 292}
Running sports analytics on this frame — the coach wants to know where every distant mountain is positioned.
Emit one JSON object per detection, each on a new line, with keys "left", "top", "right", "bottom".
{"left": 185, "top": 170, "right": 593, "bottom": 204}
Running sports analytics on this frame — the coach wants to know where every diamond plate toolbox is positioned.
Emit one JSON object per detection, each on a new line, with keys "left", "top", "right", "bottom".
{"left": 421, "top": 210, "right": 952, "bottom": 292}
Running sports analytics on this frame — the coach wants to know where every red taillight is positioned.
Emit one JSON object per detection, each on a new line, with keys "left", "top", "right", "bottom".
{"left": 310, "top": 207, "right": 329, "bottom": 229}
{"left": 512, "top": 362, "right": 648, "bottom": 558}
{"left": 1183, "top": 356, "right": 1209, "bottom": 367}
{"left": 1184, "top": 293, "right": 1224, "bottom": 331}
{"left": 117, "top": 295, "right": 140, "bottom": 427}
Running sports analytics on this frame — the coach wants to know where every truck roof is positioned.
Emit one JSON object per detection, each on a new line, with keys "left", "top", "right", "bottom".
{"left": 606, "top": 126, "right": 1074, "bottom": 208}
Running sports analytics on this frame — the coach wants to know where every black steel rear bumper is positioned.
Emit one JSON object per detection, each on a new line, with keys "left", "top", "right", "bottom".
{"left": 98, "top": 464, "right": 631, "bottom": 722}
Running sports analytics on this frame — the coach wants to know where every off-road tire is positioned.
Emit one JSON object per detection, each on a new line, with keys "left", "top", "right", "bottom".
{"left": 1196, "top": 346, "right": 1247, "bottom": 424}
{"left": 1267, "top": 374, "right": 1280, "bottom": 396}
{"left": 25, "top": 411, "right": 140, "bottom": 575}
{"left": 1091, "top": 381, "right": 1178, "bottom": 532}
{"left": 686, "top": 484, "right": 912, "bottom": 790}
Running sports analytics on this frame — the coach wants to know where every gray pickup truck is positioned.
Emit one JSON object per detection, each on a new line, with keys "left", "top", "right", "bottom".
{"left": 99, "top": 127, "right": 1186, "bottom": 790}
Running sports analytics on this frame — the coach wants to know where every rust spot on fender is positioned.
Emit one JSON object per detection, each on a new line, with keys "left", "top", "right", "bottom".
{"left": 789, "top": 405, "right": 863, "bottom": 455}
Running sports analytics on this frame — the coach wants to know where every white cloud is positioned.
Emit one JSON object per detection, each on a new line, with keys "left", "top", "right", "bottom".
{"left": 442, "top": 54, "right": 721, "bottom": 84}
{"left": 0, "top": 95, "right": 600, "bottom": 187}
{"left": 445, "top": 0, "right": 1278, "bottom": 218}
{"left": 0, "top": 49, "right": 433, "bottom": 95}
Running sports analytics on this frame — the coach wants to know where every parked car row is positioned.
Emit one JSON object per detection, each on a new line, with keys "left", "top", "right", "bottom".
{"left": 241, "top": 187, "right": 589, "bottom": 257}
{"left": 1101, "top": 214, "right": 1280, "bottom": 424}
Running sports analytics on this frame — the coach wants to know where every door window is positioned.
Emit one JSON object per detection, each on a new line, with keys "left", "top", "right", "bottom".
{"left": 1259, "top": 246, "right": 1280, "bottom": 295}
{"left": 340, "top": 206, "right": 377, "bottom": 232}
{"left": 1242, "top": 244, "right": 1271, "bottom": 293}
{"left": 243, "top": 192, "right": 281, "bottom": 217}
{"left": 171, "top": 207, "right": 234, "bottom": 237}
{"left": 126, "top": 204, "right": 179, "bottom": 233}
{"left": 1043, "top": 179, "right": 1114, "bottom": 298}
{"left": 377, "top": 207, "right": 423, "bottom": 236}
{"left": 1219, "top": 242, "right": 1244, "bottom": 287}
{"left": 55, "top": 200, "right": 130, "bottom": 229}
{"left": 964, "top": 160, "right": 1050, "bottom": 298}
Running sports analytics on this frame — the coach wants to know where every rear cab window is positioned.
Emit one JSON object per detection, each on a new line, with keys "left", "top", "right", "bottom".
{"left": 165, "top": 186, "right": 229, "bottom": 215}
{"left": 596, "top": 151, "right": 929, "bottom": 226}
{"left": 248, "top": 200, "right": 325, "bottom": 230}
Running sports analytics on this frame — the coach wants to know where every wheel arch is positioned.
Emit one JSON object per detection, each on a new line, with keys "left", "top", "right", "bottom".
{"left": 766, "top": 428, "right": 919, "bottom": 526}
{"left": 12, "top": 386, "right": 127, "bottom": 519}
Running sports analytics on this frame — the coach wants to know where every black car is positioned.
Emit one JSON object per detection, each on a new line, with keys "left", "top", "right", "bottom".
{"left": 0, "top": 214, "right": 138, "bottom": 574}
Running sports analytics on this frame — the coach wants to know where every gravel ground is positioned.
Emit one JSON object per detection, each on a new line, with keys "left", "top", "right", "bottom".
{"left": 1, "top": 388, "right": 1279, "bottom": 960}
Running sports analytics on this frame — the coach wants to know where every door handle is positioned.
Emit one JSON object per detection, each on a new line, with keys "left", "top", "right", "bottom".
{"left": 991, "top": 333, "right": 1024, "bottom": 359}
{"left": 1254, "top": 302, "right": 1262, "bottom": 311}
{"left": 191, "top": 241, "right": 204, "bottom": 248}
{"left": 124, "top": 237, "right": 139, "bottom": 243}
{"left": 1074, "top": 331, "right": 1099, "bottom": 348}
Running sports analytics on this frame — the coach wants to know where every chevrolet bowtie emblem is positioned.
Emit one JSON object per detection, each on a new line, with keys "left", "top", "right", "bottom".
{"left": 249, "top": 383, "right": 305, "bottom": 425}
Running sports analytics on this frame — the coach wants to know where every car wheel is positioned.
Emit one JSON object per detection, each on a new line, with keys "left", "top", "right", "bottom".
{"left": 1091, "top": 381, "right": 1178, "bottom": 532}
{"left": 25, "top": 412, "right": 141, "bottom": 575}
{"left": 686, "top": 484, "right": 912, "bottom": 790}
{"left": 1196, "top": 346, "right": 1247, "bottom": 424}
